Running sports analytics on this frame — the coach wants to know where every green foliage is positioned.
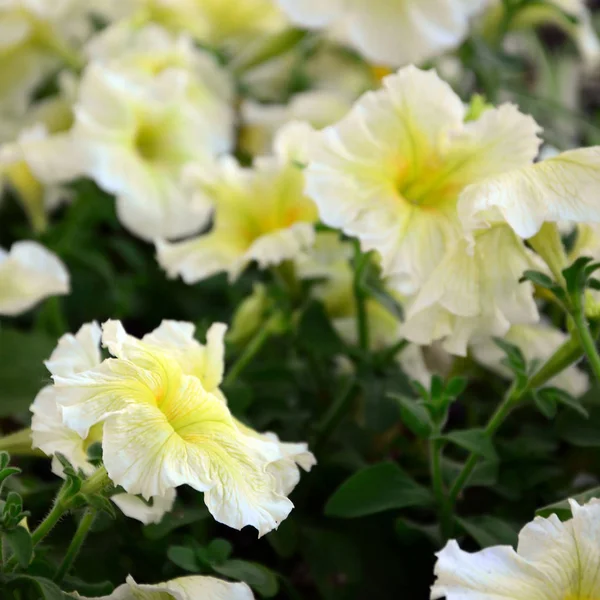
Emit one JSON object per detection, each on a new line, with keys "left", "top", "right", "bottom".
{"left": 325, "top": 462, "right": 434, "bottom": 518}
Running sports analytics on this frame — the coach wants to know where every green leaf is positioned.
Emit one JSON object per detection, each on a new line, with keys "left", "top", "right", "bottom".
{"left": 536, "top": 486, "right": 600, "bottom": 520}
{"left": 4, "top": 525, "right": 33, "bottom": 568}
{"left": 390, "top": 394, "right": 433, "bottom": 438}
{"left": 445, "top": 376, "right": 468, "bottom": 399}
{"left": 143, "top": 507, "right": 209, "bottom": 540}
{"left": 442, "top": 428, "right": 497, "bottom": 461}
{"left": 213, "top": 560, "right": 279, "bottom": 598}
{"left": 533, "top": 391, "right": 557, "bottom": 419}
{"left": 0, "top": 329, "right": 56, "bottom": 416}
{"left": 296, "top": 301, "right": 345, "bottom": 358}
{"left": 539, "top": 387, "right": 588, "bottom": 418}
{"left": 557, "top": 406, "right": 600, "bottom": 447}
{"left": 6, "top": 575, "right": 65, "bottom": 600}
{"left": 456, "top": 516, "right": 518, "bottom": 548}
{"left": 205, "top": 538, "right": 233, "bottom": 565}
{"left": 520, "top": 269, "right": 555, "bottom": 290}
{"left": 493, "top": 338, "right": 527, "bottom": 377}
{"left": 167, "top": 545, "right": 200, "bottom": 572}
{"left": 324, "top": 462, "right": 434, "bottom": 518}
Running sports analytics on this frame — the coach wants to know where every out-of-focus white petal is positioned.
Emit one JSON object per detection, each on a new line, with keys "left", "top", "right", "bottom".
{"left": 0, "top": 241, "right": 69, "bottom": 316}
{"left": 76, "top": 574, "right": 254, "bottom": 600}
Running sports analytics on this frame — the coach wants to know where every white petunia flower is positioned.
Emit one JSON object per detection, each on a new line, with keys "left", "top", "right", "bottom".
{"left": 30, "top": 322, "right": 176, "bottom": 525}
{"left": 306, "top": 66, "right": 542, "bottom": 295}
{"left": 104, "top": 319, "right": 316, "bottom": 497}
{"left": 472, "top": 322, "right": 589, "bottom": 397}
{"left": 276, "top": 0, "right": 491, "bottom": 67}
{"left": 75, "top": 574, "right": 254, "bottom": 600}
{"left": 432, "top": 498, "right": 600, "bottom": 600}
{"left": 0, "top": 0, "right": 88, "bottom": 115}
{"left": 51, "top": 319, "right": 305, "bottom": 535}
{"left": 157, "top": 122, "right": 318, "bottom": 283}
{"left": 399, "top": 226, "right": 541, "bottom": 356}
{"left": 459, "top": 147, "right": 600, "bottom": 240}
{"left": 61, "top": 61, "right": 234, "bottom": 241}
{"left": 90, "top": 0, "right": 288, "bottom": 54}
{"left": 0, "top": 241, "right": 69, "bottom": 316}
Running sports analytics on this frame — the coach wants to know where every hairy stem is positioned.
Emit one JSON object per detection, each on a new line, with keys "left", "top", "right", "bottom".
{"left": 54, "top": 509, "right": 96, "bottom": 583}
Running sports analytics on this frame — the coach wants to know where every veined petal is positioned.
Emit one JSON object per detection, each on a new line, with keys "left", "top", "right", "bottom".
{"left": 53, "top": 358, "right": 162, "bottom": 438}
{"left": 102, "top": 396, "right": 293, "bottom": 535}
{"left": 45, "top": 322, "right": 102, "bottom": 377}
{"left": 143, "top": 321, "right": 227, "bottom": 392}
{"left": 30, "top": 386, "right": 96, "bottom": 477}
{"left": 432, "top": 540, "right": 551, "bottom": 600}
{"left": 459, "top": 146, "right": 600, "bottom": 238}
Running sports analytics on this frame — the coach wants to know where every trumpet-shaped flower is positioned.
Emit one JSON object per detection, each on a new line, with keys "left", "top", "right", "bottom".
{"left": 157, "top": 122, "right": 318, "bottom": 282}
{"left": 0, "top": 241, "right": 69, "bottom": 316}
{"left": 76, "top": 574, "right": 253, "bottom": 600}
{"left": 276, "top": 0, "right": 491, "bottom": 67}
{"left": 103, "top": 319, "right": 316, "bottom": 497}
{"left": 432, "top": 498, "right": 600, "bottom": 600}
{"left": 399, "top": 226, "right": 541, "bottom": 355}
{"left": 31, "top": 322, "right": 176, "bottom": 525}
{"left": 52, "top": 320, "right": 304, "bottom": 535}
{"left": 94, "top": 0, "right": 287, "bottom": 54}
{"left": 61, "top": 61, "right": 233, "bottom": 241}
{"left": 459, "top": 146, "right": 600, "bottom": 239}
{"left": 472, "top": 322, "right": 589, "bottom": 397}
{"left": 0, "top": 0, "right": 88, "bottom": 114}
{"left": 306, "top": 66, "right": 542, "bottom": 295}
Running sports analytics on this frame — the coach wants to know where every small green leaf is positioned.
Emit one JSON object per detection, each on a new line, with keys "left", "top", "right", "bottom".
{"left": 144, "top": 507, "right": 209, "bottom": 540}
{"left": 6, "top": 575, "right": 65, "bottom": 600}
{"left": 213, "top": 560, "right": 279, "bottom": 598}
{"left": 390, "top": 394, "right": 433, "bottom": 438}
{"left": 205, "top": 538, "right": 233, "bottom": 565}
{"left": 325, "top": 462, "right": 434, "bottom": 518}
{"left": 493, "top": 338, "right": 527, "bottom": 377}
{"left": 445, "top": 376, "right": 468, "bottom": 399}
{"left": 536, "top": 486, "right": 600, "bottom": 520}
{"left": 520, "top": 269, "right": 555, "bottom": 289}
{"left": 4, "top": 525, "right": 33, "bottom": 568}
{"left": 539, "top": 387, "right": 588, "bottom": 418}
{"left": 456, "top": 516, "right": 518, "bottom": 548}
{"left": 533, "top": 391, "right": 557, "bottom": 419}
{"left": 167, "top": 545, "right": 200, "bottom": 572}
{"left": 442, "top": 428, "right": 497, "bottom": 461}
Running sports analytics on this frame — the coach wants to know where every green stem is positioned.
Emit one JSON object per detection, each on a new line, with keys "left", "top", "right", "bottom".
{"left": 314, "top": 377, "right": 356, "bottom": 450}
{"left": 224, "top": 313, "right": 280, "bottom": 386}
{"left": 230, "top": 28, "right": 307, "bottom": 74}
{"left": 53, "top": 509, "right": 95, "bottom": 583}
{"left": 446, "top": 330, "right": 589, "bottom": 507}
{"left": 353, "top": 241, "right": 370, "bottom": 353}
{"left": 571, "top": 309, "right": 600, "bottom": 384}
{"left": 0, "top": 429, "right": 44, "bottom": 457}
{"left": 448, "top": 386, "right": 519, "bottom": 505}
{"left": 5, "top": 467, "right": 111, "bottom": 571}
{"left": 429, "top": 438, "right": 453, "bottom": 537}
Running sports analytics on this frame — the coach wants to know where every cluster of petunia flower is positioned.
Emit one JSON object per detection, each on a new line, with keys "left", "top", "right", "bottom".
{"left": 2, "top": 0, "right": 600, "bottom": 597}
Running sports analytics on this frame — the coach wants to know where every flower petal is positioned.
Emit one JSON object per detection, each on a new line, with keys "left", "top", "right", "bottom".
{"left": 459, "top": 147, "right": 600, "bottom": 238}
